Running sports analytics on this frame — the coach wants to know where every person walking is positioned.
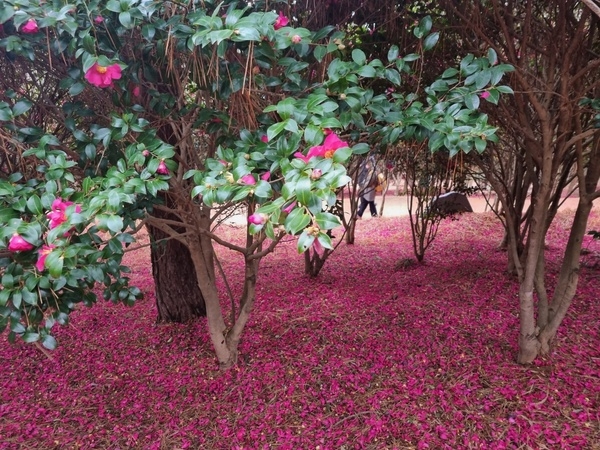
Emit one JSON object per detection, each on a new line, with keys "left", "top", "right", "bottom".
{"left": 357, "top": 163, "right": 379, "bottom": 218}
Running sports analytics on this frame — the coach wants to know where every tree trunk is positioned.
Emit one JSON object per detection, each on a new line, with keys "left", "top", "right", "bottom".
{"left": 538, "top": 198, "right": 595, "bottom": 353}
{"left": 149, "top": 225, "right": 207, "bottom": 322}
{"left": 516, "top": 180, "right": 551, "bottom": 364}
{"left": 147, "top": 205, "right": 206, "bottom": 322}
{"left": 188, "top": 233, "right": 233, "bottom": 368}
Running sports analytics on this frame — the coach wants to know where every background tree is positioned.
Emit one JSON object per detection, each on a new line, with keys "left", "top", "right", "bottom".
{"left": 439, "top": 0, "right": 600, "bottom": 363}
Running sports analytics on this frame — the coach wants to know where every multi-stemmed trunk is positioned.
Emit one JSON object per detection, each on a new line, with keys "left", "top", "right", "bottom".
{"left": 188, "top": 233, "right": 259, "bottom": 369}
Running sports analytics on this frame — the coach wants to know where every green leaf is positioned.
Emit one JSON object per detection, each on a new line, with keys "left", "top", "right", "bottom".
{"left": 254, "top": 180, "right": 272, "bottom": 199}
{"left": 422, "top": 32, "right": 439, "bottom": 51}
{"left": 13, "top": 100, "right": 32, "bottom": 116}
{"left": 315, "top": 212, "right": 341, "bottom": 230}
{"left": 464, "top": 93, "right": 480, "bottom": 110}
{"left": 387, "top": 45, "right": 399, "bottom": 62}
{"left": 42, "top": 334, "right": 57, "bottom": 350}
{"left": 69, "top": 82, "right": 86, "bottom": 96}
{"left": 304, "top": 124, "right": 323, "bottom": 146}
{"left": 317, "top": 232, "right": 333, "bottom": 250}
{"left": 474, "top": 137, "right": 487, "bottom": 153}
{"left": 2, "top": 274, "right": 14, "bottom": 290}
{"left": 45, "top": 251, "right": 64, "bottom": 278}
{"left": 23, "top": 332, "right": 40, "bottom": 343}
{"left": 496, "top": 85, "right": 514, "bottom": 94}
{"left": 232, "top": 27, "right": 261, "bottom": 42}
{"left": 267, "top": 121, "right": 287, "bottom": 141}
{"left": 26, "top": 195, "right": 43, "bottom": 215}
{"left": 351, "top": 49, "right": 367, "bottom": 65}
{"left": 475, "top": 70, "right": 492, "bottom": 90}
{"left": 119, "top": 11, "right": 132, "bottom": 28}
{"left": 295, "top": 176, "right": 312, "bottom": 207}
{"left": 442, "top": 68, "right": 459, "bottom": 79}
{"left": 357, "top": 65, "right": 376, "bottom": 78}
{"left": 352, "top": 143, "right": 370, "bottom": 155}
{"left": 313, "top": 45, "right": 327, "bottom": 62}
{"left": 0, "top": 5, "right": 16, "bottom": 23}
{"left": 384, "top": 69, "right": 401, "bottom": 86}
{"left": 296, "top": 231, "right": 315, "bottom": 254}
{"left": 285, "top": 208, "right": 311, "bottom": 235}
{"left": 487, "top": 48, "right": 498, "bottom": 66}
{"left": 106, "top": 215, "right": 124, "bottom": 233}
{"left": 333, "top": 147, "right": 352, "bottom": 163}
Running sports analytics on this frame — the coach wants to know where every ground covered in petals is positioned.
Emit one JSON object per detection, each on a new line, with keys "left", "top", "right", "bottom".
{"left": 1, "top": 211, "right": 600, "bottom": 449}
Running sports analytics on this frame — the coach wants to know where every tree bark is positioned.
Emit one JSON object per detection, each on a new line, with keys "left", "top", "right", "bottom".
{"left": 148, "top": 206, "right": 206, "bottom": 323}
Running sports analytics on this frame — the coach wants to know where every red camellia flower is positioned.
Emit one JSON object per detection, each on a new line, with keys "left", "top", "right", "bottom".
{"left": 274, "top": 11, "right": 288, "bottom": 30}
{"left": 94, "top": 16, "right": 104, "bottom": 24}
{"left": 261, "top": 135, "right": 269, "bottom": 143}
{"left": 47, "top": 199, "right": 81, "bottom": 230}
{"left": 21, "top": 19, "right": 39, "bottom": 34}
{"left": 248, "top": 213, "right": 268, "bottom": 225}
{"left": 8, "top": 234, "right": 34, "bottom": 252}
{"left": 156, "top": 160, "right": 169, "bottom": 175}
{"left": 36, "top": 245, "right": 55, "bottom": 272}
{"left": 294, "top": 132, "right": 348, "bottom": 163}
{"left": 85, "top": 63, "right": 122, "bottom": 88}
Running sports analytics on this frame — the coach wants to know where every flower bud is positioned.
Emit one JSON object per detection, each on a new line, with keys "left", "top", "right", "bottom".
{"left": 239, "top": 174, "right": 256, "bottom": 185}
{"left": 248, "top": 213, "right": 268, "bottom": 225}
{"left": 156, "top": 160, "right": 169, "bottom": 175}
{"left": 310, "top": 169, "right": 322, "bottom": 180}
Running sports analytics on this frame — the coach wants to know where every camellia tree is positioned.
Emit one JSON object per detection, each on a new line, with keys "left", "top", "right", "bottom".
{"left": 0, "top": 1, "right": 512, "bottom": 368}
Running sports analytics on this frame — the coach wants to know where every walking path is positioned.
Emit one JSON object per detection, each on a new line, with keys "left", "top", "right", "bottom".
{"left": 356, "top": 193, "right": 583, "bottom": 219}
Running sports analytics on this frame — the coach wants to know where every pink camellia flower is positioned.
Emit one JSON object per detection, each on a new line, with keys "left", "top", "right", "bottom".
{"left": 132, "top": 85, "right": 141, "bottom": 97}
{"left": 261, "top": 135, "right": 269, "bottom": 143}
{"left": 274, "top": 11, "right": 288, "bottom": 30}
{"left": 310, "top": 168, "right": 322, "bottom": 180}
{"left": 36, "top": 245, "right": 55, "bottom": 272}
{"left": 291, "top": 35, "right": 302, "bottom": 44}
{"left": 260, "top": 171, "right": 271, "bottom": 181}
{"left": 156, "top": 160, "right": 169, "bottom": 175}
{"left": 239, "top": 174, "right": 256, "bottom": 185}
{"left": 85, "top": 63, "right": 122, "bottom": 88}
{"left": 94, "top": 16, "right": 104, "bottom": 24}
{"left": 142, "top": 149, "right": 150, "bottom": 157}
{"left": 282, "top": 201, "right": 297, "bottom": 214}
{"left": 47, "top": 199, "right": 81, "bottom": 229}
{"left": 21, "top": 19, "right": 39, "bottom": 34}
{"left": 248, "top": 213, "right": 268, "bottom": 225}
{"left": 480, "top": 91, "right": 491, "bottom": 99}
{"left": 8, "top": 234, "right": 34, "bottom": 252}
{"left": 294, "top": 132, "right": 348, "bottom": 163}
